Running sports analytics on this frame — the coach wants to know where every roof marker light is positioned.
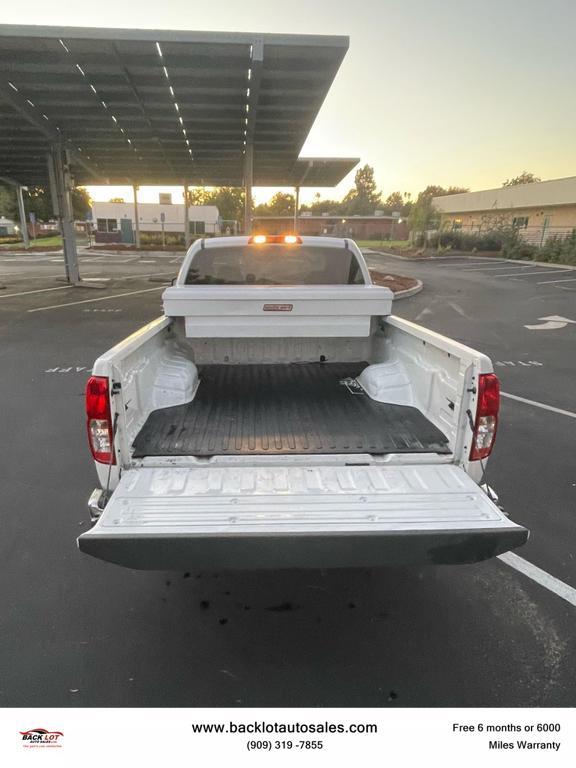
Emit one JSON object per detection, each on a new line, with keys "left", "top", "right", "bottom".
{"left": 42, "top": 113, "right": 49, "bottom": 120}
{"left": 90, "top": 84, "right": 97, "bottom": 94}
{"left": 163, "top": 66, "right": 169, "bottom": 79}
{"left": 179, "top": 116, "right": 184, "bottom": 125}
{"left": 26, "top": 99, "right": 35, "bottom": 107}
{"left": 174, "top": 102, "right": 179, "bottom": 112}
{"left": 76, "top": 64, "right": 85, "bottom": 77}
{"left": 101, "top": 100, "right": 107, "bottom": 109}
{"left": 59, "top": 39, "right": 70, "bottom": 53}
{"left": 156, "top": 42, "right": 163, "bottom": 58}
{"left": 169, "top": 85, "right": 174, "bottom": 96}
{"left": 251, "top": 234, "right": 266, "bottom": 244}
{"left": 247, "top": 68, "right": 252, "bottom": 80}
{"left": 127, "top": 138, "right": 132, "bottom": 144}
{"left": 246, "top": 87, "right": 251, "bottom": 97}
{"left": 284, "top": 235, "right": 300, "bottom": 244}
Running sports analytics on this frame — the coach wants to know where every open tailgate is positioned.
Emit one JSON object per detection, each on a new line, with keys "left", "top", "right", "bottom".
{"left": 78, "top": 464, "right": 527, "bottom": 569}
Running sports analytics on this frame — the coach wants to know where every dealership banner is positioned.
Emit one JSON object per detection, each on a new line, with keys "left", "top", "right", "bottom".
{"left": 1, "top": 708, "right": 574, "bottom": 766}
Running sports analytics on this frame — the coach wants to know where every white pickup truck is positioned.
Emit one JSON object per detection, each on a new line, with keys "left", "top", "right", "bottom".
{"left": 78, "top": 235, "right": 528, "bottom": 569}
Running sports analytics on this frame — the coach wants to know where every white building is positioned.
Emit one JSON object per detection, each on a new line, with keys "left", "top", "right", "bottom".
{"left": 0, "top": 216, "right": 18, "bottom": 236}
{"left": 91, "top": 201, "right": 221, "bottom": 243}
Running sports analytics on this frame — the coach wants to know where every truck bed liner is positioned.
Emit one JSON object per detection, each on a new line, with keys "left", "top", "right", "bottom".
{"left": 131, "top": 362, "right": 451, "bottom": 458}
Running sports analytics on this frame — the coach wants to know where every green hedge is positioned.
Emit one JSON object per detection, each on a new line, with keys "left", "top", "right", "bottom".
{"left": 504, "top": 231, "right": 576, "bottom": 264}
{"left": 428, "top": 230, "right": 512, "bottom": 252}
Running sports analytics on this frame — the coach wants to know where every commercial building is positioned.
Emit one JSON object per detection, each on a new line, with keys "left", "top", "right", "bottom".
{"left": 433, "top": 176, "right": 576, "bottom": 244}
{"left": 253, "top": 213, "right": 408, "bottom": 240}
{"left": 91, "top": 200, "right": 221, "bottom": 244}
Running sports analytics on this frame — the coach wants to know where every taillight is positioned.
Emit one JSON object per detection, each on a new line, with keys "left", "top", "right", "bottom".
{"left": 85, "top": 376, "right": 115, "bottom": 464}
{"left": 469, "top": 373, "right": 500, "bottom": 461}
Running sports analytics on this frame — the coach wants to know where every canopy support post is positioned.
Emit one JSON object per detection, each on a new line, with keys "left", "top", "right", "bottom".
{"left": 243, "top": 144, "right": 254, "bottom": 235}
{"left": 132, "top": 183, "right": 141, "bottom": 248}
{"left": 48, "top": 146, "right": 80, "bottom": 285}
{"left": 16, "top": 185, "right": 30, "bottom": 249}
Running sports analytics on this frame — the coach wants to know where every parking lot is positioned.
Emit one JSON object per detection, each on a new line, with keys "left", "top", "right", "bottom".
{"left": 1, "top": 249, "right": 575, "bottom": 707}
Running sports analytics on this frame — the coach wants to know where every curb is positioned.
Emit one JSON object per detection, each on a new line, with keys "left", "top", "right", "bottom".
{"left": 393, "top": 279, "right": 423, "bottom": 300}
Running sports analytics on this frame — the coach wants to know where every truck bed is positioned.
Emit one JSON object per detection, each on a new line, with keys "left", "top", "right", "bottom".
{"left": 132, "top": 362, "right": 450, "bottom": 458}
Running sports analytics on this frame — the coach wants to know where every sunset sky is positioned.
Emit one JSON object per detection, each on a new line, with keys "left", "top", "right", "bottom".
{"left": 4, "top": 0, "right": 576, "bottom": 204}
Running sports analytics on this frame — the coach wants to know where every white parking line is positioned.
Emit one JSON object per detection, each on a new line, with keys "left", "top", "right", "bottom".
{"left": 455, "top": 264, "right": 535, "bottom": 272}
{"left": 497, "top": 269, "right": 573, "bottom": 278}
{"left": 501, "top": 391, "right": 576, "bottom": 419}
{"left": 498, "top": 552, "right": 576, "bottom": 608}
{"left": 538, "top": 277, "right": 576, "bottom": 285}
{"left": 27, "top": 286, "right": 164, "bottom": 312}
{"left": 0, "top": 285, "right": 73, "bottom": 299}
{"left": 434, "top": 260, "right": 506, "bottom": 268}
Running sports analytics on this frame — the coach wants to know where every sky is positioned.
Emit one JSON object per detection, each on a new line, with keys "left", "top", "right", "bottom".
{"left": 4, "top": 0, "right": 576, "bottom": 205}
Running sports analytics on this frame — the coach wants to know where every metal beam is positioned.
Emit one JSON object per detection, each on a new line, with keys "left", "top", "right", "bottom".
{"left": 16, "top": 185, "right": 30, "bottom": 248}
{"left": 183, "top": 183, "right": 191, "bottom": 248}
{"left": 0, "top": 80, "right": 103, "bottom": 184}
{"left": 48, "top": 146, "right": 80, "bottom": 284}
{"left": 132, "top": 183, "right": 141, "bottom": 248}
{"left": 293, "top": 186, "right": 300, "bottom": 234}
{"left": 243, "top": 144, "right": 254, "bottom": 235}
{"left": 242, "top": 40, "right": 263, "bottom": 236}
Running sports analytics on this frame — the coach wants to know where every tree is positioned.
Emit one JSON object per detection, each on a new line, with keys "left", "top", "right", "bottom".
{"left": 0, "top": 183, "right": 17, "bottom": 219}
{"left": 300, "top": 197, "right": 342, "bottom": 215}
{"left": 341, "top": 164, "right": 382, "bottom": 215}
{"left": 255, "top": 191, "right": 295, "bottom": 216}
{"left": 502, "top": 171, "right": 541, "bottom": 187}
{"left": 21, "top": 185, "right": 92, "bottom": 221}
{"left": 188, "top": 187, "right": 245, "bottom": 223}
{"left": 408, "top": 184, "right": 469, "bottom": 235}
{"left": 72, "top": 187, "right": 92, "bottom": 220}
{"left": 384, "top": 191, "right": 404, "bottom": 212}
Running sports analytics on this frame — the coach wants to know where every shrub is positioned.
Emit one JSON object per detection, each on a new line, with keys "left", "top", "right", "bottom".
{"left": 429, "top": 229, "right": 514, "bottom": 252}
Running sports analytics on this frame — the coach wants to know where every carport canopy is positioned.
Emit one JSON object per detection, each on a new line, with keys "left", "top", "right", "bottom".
{"left": 0, "top": 24, "right": 359, "bottom": 282}
{"left": 0, "top": 25, "right": 358, "bottom": 186}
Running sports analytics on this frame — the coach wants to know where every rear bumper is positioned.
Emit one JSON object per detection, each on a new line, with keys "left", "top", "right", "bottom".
{"left": 77, "top": 525, "right": 529, "bottom": 571}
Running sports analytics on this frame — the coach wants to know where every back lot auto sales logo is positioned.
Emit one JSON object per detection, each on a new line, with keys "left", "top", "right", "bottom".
{"left": 20, "top": 728, "right": 64, "bottom": 748}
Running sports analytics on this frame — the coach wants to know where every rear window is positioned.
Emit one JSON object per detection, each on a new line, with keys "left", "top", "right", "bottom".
{"left": 184, "top": 244, "right": 365, "bottom": 286}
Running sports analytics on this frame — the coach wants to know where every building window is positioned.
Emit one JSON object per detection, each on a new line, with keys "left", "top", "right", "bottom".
{"left": 96, "top": 218, "right": 118, "bottom": 233}
{"left": 512, "top": 216, "right": 529, "bottom": 229}
{"left": 452, "top": 219, "right": 462, "bottom": 231}
{"left": 189, "top": 221, "right": 205, "bottom": 235}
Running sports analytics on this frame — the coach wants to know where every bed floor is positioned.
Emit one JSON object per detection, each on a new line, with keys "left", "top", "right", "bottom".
{"left": 132, "top": 362, "right": 451, "bottom": 457}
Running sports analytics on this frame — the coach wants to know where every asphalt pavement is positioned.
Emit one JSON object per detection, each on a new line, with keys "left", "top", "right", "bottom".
{"left": 0, "top": 248, "right": 575, "bottom": 707}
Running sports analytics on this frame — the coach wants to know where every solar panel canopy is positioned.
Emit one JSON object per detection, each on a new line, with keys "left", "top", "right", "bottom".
{"left": 0, "top": 25, "right": 358, "bottom": 188}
